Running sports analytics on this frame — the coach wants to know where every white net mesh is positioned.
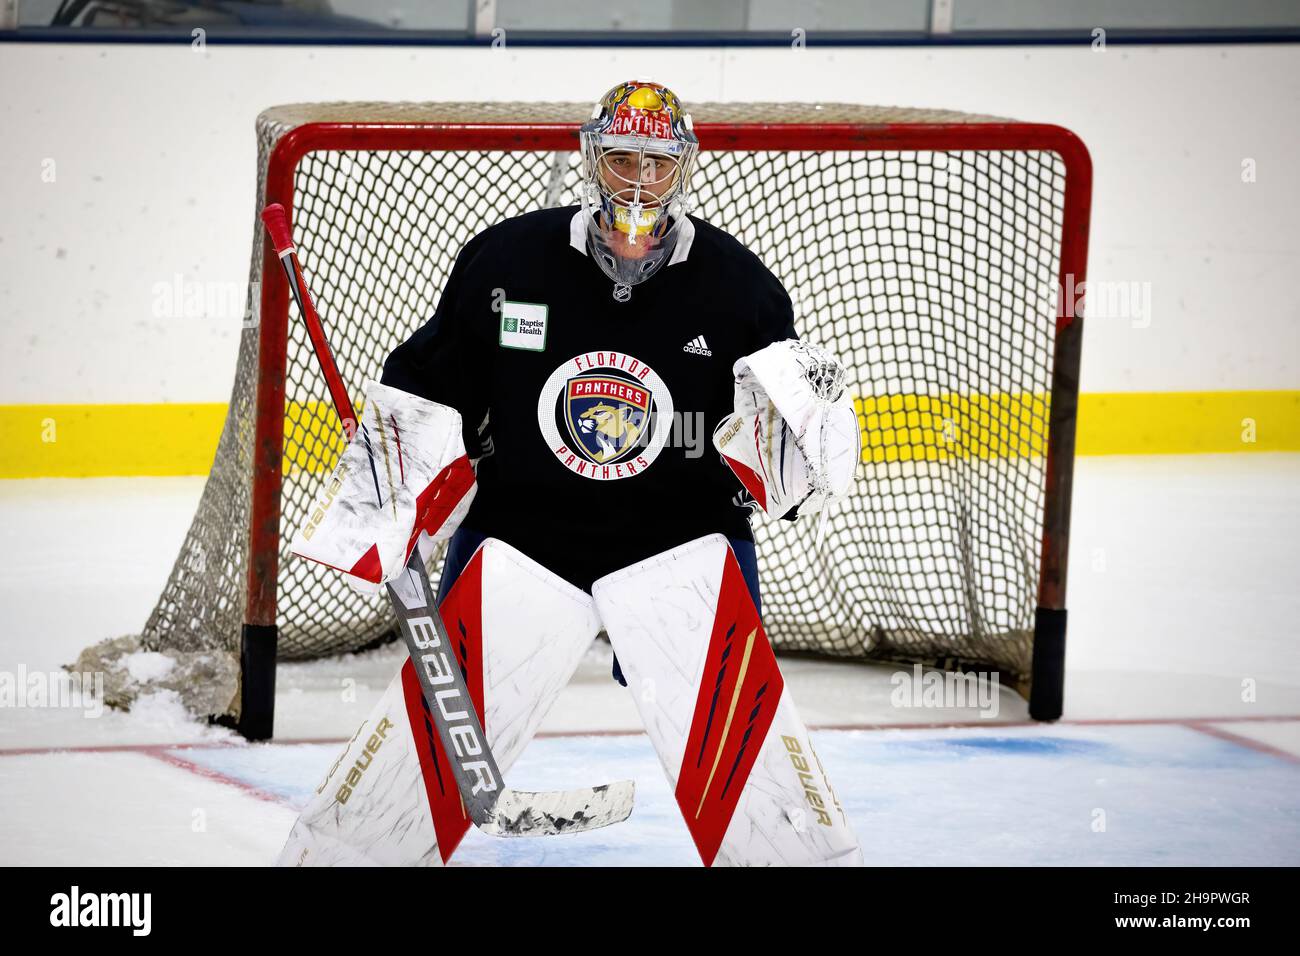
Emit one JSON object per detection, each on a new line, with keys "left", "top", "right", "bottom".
{"left": 90, "top": 103, "right": 1079, "bottom": 725}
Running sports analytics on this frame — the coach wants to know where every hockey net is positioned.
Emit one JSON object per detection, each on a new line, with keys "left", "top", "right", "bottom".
{"left": 80, "top": 102, "right": 1089, "bottom": 736}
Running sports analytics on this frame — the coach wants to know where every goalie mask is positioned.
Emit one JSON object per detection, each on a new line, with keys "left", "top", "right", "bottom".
{"left": 578, "top": 80, "right": 698, "bottom": 293}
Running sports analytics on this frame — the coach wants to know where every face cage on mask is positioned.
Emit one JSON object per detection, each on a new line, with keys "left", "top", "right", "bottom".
{"left": 593, "top": 147, "right": 686, "bottom": 238}
{"left": 579, "top": 137, "right": 697, "bottom": 288}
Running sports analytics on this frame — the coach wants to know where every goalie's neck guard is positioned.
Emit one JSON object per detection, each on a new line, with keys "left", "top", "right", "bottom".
{"left": 578, "top": 80, "right": 699, "bottom": 296}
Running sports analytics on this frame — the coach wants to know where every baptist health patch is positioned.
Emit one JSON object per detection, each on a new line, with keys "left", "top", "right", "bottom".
{"left": 499, "top": 300, "right": 548, "bottom": 351}
{"left": 537, "top": 350, "right": 675, "bottom": 481}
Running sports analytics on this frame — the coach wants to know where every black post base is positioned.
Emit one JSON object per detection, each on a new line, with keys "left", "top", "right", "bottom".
{"left": 1029, "top": 607, "right": 1066, "bottom": 722}
{"left": 237, "top": 622, "right": 278, "bottom": 741}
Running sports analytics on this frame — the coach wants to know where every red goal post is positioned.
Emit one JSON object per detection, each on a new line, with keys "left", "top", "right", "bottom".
{"left": 126, "top": 103, "right": 1091, "bottom": 739}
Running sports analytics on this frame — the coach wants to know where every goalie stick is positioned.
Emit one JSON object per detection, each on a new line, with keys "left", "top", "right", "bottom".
{"left": 261, "top": 202, "right": 633, "bottom": 838}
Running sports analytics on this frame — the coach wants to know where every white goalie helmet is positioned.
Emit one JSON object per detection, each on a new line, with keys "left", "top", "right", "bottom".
{"left": 578, "top": 80, "right": 699, "bottom": 292}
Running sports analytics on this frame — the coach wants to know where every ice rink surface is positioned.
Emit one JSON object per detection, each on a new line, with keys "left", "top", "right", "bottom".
{"left": 1, "top": 454, "right": 1297, "bottom": 865}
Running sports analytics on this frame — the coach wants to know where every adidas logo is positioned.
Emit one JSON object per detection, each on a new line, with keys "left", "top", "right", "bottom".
{"left": 683, "top": 334, "right": 712, "bottom": 357}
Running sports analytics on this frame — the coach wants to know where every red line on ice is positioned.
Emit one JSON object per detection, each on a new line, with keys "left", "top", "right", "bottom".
{"left": 2, "top": 713, "right": 1298, "bottom": 757}
{"left": 1179, "top": 721, "right": 1300, "bottom": 766}
{"left": 142, "top": 748, "right": 292, "bottom": 805}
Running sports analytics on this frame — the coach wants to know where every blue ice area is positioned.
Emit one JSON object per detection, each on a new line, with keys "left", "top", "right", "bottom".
{"left": 179, "top": 723, "right": 1300, "bottom": 866}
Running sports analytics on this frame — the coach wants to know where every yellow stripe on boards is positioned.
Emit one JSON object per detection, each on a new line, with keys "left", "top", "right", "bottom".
{"left": 856, "top": 391, "right": 1299, "bottom": 461}
{"left": 0, "top": 403, "right": 229, "bottom": 478}
{"left": 1075, "top": 391, "right": 1299, "bottom": 456}
{"left": 0, "top": 400, "right": 348, "bottom": 479}
{"left": 856, "top": 393, "right": 1051, "bottom": 462}
{"left": 1, "top": 391, "right": 1297, "bottom": 478}
{"left": 283, "top": 399, "right": 349, "bottom": 477}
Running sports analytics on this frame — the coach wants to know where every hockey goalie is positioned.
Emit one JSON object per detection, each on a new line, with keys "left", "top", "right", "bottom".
{"left": 278, "top": 80, "right": 863, "bottom": 867}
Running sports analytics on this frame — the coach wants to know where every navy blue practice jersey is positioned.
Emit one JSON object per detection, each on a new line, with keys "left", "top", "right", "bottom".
{"left": 381, "top": 205, "right": 797, "bottom": 590}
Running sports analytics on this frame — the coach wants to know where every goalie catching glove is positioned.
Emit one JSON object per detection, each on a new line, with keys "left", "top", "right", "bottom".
{"left": 291, "top": 380, "right": 477, "bottom": 593}
{"left": 713, "top": 340, "right": 860, "bottom": 520}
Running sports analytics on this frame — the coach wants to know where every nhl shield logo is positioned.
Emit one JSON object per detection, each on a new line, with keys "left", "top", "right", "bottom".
{"left": 538, "top": 351, "right": 674, "bottom": 480}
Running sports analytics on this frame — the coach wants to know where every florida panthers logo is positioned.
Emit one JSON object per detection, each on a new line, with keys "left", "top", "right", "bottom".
{"left": 538, "top": 351, "right": 674, "bottom": 480}
{"left": 574, "top": 399, "right": 644, "bottom": 462}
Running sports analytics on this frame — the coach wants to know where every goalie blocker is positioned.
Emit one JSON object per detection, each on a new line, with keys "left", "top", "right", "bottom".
{"left": 289, "top": 379, "right": 477, "bottom": 592}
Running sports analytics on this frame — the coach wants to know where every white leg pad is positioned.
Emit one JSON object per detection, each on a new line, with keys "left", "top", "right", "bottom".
{"left": 593, "top": 533, "right": 862, "bottom": 866}
{"left": 278, "top": 537, "right": 601, "bottom": 866}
